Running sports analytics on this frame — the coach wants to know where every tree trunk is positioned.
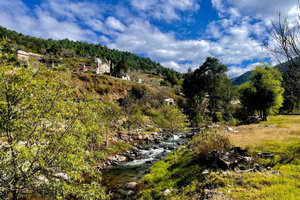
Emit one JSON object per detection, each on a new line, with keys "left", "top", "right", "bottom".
{"left": 172, "top": 133, "right": 176, "bottom": 162}
{"left": 106, "top": 128, "right": 109, "bottom": 147}
{"left": 12, "top": 189, "right": 18, "bottom": 200}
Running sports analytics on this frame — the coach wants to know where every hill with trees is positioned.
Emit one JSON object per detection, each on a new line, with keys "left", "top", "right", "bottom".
{"left": 0, "top": 26, "right": 182, "bottom": 86}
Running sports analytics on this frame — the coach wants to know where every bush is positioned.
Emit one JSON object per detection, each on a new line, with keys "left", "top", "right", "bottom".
{"left": 214, "top": 112, "right": 224, "bottom": 122}
{"left": 193, "top": 133, "right": 231, "bottom": 158}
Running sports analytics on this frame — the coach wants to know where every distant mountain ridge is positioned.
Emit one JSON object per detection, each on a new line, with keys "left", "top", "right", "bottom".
{"left": 231, "top": 61, "right": 291, "bottom": 86}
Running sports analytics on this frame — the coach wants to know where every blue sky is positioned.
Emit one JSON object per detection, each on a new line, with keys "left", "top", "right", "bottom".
{"left": 0, "top": 0, "right": 298, "bottom": 77}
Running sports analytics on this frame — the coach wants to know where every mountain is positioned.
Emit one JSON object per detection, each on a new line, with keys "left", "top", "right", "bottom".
{"left": 231, "top": 61, "right": 291, "bottom": 86}
{"left": 231, "top": 71, "right": 252, "bottom": 86}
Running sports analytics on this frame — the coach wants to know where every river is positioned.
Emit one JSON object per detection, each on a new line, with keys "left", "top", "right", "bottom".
{"left": 101, "top": 132, "right": 194, "bottom": 199}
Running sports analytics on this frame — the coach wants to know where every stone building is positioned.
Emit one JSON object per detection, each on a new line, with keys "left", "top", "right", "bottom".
{"left": 92, "top": 58, "right": 112, "bottom": 74}
{"left": 17, "top": 50, "right": 29, "bottom": 64}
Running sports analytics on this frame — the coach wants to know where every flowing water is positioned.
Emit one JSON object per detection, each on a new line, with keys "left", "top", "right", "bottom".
{"left": 101, "top": 133, "right": 192, "bottom": 199}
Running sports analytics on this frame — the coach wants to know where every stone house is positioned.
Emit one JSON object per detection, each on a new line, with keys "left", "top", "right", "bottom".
{"left": 92, "top": 58, "right": 112, "bottom": 74}
{"left": 17, "top": 50, "right": 29, "bottom": 64}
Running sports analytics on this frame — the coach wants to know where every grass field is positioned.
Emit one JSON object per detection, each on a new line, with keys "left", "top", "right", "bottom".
{"left": 222, "top": 115, "right": 300, "bottom": 200}
{"left": 228, "top": 115, "right": 300, "bottom": 148}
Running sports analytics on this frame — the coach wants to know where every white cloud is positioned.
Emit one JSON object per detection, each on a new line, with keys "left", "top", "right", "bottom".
{"left": 212, "top": 0, "right": 297, "bottom": 23}
{"left": 106, "top": 17, "right": 126, "bottom": 32}
{"left": 107, "top": 17, "right": 269, "bottom": 73}
{"left": 130, "top": 0, "right": 200, "bottom": 21}
{"left": 0, "top": 0, "right": 97, "bottom": 41}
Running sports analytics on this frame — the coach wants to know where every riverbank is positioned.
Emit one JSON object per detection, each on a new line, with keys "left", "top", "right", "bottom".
{"left": 138, "top": 115, "right": 300, "bottom": 200}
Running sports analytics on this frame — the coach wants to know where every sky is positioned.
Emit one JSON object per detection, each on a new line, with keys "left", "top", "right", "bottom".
{"left": 0, "top": 0, "right": 298, "bottom": 78}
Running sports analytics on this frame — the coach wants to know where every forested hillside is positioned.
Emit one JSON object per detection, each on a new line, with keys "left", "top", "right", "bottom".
{"left": 0, "top": 26, "right": 181, "bottom": 85}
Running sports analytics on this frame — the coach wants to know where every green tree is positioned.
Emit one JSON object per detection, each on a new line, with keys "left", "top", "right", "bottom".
{"left": 0, "top": 51, "right": 106, "bottom": 199}
{"left": 113, "top": 57, "right": 129, "bottom": 77}
{"left": 100, "top": 100, "right": 122, "bottom": 147}
{"left": 155, "top": 104, "right": 189, "bottom": 156}
{"left": 123, "top": 108, "right": 148, "bottom": 134}
{"left": 182, "top": 57, "right": 236, "bottom": 123}
{"left": 238, "top": 64, "right": 284, "bottom": 121}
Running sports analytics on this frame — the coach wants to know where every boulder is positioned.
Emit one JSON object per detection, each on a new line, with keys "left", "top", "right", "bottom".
{"left": 126, "top": 182, "right": 138, "bottom": 190}
{"left": 202, "top": 169, "right": 210, "bottom": 175}
{"left": 207, "top": 147, "right": 250, "bottom": 170}
{"left": 53, "top": 173, "right": 69, "bottom": 180}
{"left": 127, "top": 190, "right": 135, "bottom": 196}
{"left": 146, "top": 160, "right": 153, "bottom": 164}
{"left": 162, "top": 189, "right": 171, "bottom": 195}
{"left": 115, "top": 155, "right": 127, "bottom": 162}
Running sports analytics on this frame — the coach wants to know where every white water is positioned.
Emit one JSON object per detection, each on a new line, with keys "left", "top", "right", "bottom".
{"left": 125, "top": 147, "right": 170, "bottom": 166}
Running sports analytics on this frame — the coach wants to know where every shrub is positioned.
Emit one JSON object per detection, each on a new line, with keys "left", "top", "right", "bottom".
{"left": 193, "top": 133, "right": 231, "bottom": 158}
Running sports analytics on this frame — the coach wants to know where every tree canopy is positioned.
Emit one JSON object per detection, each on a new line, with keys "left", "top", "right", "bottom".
{"left": 238, "top": 64, "right": 284, "bottom": 121}
{"left": 182, "top": 57, "right": 236, "bottom": 123}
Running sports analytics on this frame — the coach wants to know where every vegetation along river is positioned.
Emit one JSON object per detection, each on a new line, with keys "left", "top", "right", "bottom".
{"left": 101, "top": 131, "right": 197, "bottom": 199}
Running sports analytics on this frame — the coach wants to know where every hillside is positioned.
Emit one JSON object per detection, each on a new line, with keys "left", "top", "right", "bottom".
{"left": 0, "top": 26, "right": 182, "bottom": 85}
{"left": 231, "top": 61, "right": 291, "bottom": 86}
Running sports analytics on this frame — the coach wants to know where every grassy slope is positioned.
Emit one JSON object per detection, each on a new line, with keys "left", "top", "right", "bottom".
{"left": 139, "top": 116, "right": 300, "bottom": 200}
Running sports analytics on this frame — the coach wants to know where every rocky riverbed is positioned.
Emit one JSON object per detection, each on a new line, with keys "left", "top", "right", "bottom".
{"left": 101, "top": 130, "right": 198, "bottom": 199}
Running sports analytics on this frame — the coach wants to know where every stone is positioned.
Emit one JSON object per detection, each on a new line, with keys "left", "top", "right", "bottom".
{"left": 53, "top": 173, "right": 69, "bottom": 180}
{"left": 162, "top": 189, "right": 171, "bottom": 195}
{"left": 127, "top": 190, "right": 135, "bottom": 196}
{"left": 257, "top": 152, "right": 274, "bottom": 159}
{"left": 138, "top": 135, "right": 143, "bottom": 140}
{"left": 227, "top": 127, "right": 234, "bottom": 132}
{"left": 202, "top": 169, "right": 210, "bottom": 175}
{"left": 126, "top": 182, "right": 138, "bottom": 189}
{"left": 154, "top": 138, "right": 161, "bottom": 144}
{"left": 271, "top": 170, "right": 280, "bottom": 175}
{"left": 146, "top": 160, "right": 153, "bottom": 164}
{"left": 207, "top": 147, "right": 250, "bottom": 170}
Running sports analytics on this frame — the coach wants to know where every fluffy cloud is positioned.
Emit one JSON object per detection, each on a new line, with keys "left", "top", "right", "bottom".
{"left": 130, "top": 0, "right": 200, "bottom": 21}
{"left": 212, "top": 0, "right": 297, "bottom": 23}
{"left": 108, "top": 17, "right": 268, "bottom": 73}
{"left": 0, "top": 0, "right": 97, "bottom": 41}
{"left": 106, "top": 17, "right": 127, "bottom": 32}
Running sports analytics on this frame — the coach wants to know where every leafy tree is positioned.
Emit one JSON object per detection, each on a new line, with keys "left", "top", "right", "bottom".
{"left": 81, "top": 98, "right": 105, "bottom": 153}
{"left": 182, "top": 57, "right": 236, "bottom": 123}
{"left": 123, "top": 108, "right": 148, "bottom": 134}
{"left": 113, "top": 57, "right": 129, "bottom": 77}
{"left": 155, "top": 104, "right": 189, "bottom": 156}
{"left": 0, "top": 49, "right": 106, "bottom": 199}
{"left": 100, "top": 99, "right": 122, "bottom": 147}
{"left": 238, "top": 64, "right": 284, "bottom": 121}
{"left": 0, "top": 39, "right": 18, "bottom": 65}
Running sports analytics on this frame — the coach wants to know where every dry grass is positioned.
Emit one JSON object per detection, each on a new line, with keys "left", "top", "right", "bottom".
{"left": 227, "top": 115, "right": 300, "bottom": 148}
